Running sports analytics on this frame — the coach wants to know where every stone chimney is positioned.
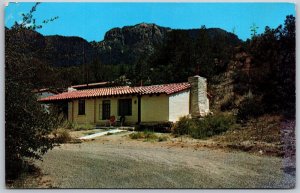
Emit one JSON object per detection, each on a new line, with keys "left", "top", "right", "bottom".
{"left": 188, "top": 75, "right": 209, "bottom": 118}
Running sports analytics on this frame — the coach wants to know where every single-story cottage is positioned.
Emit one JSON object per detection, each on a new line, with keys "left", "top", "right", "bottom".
{"left": 39, "top": 75, "right": 209, "bottom": 125}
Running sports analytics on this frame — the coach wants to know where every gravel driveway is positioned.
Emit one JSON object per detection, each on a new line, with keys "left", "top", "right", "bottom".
{"left": 34, "top": 133, "right": 295, "bottom": 188}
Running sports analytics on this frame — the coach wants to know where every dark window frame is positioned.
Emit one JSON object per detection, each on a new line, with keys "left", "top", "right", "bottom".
{"left": 78, "top": 99, "right": 85, "bottom": 115}
{"left": 118, "top": 98, "right": 132, "bottom": 116}
{"left": 102, "top": 100, "right": 111, "bottom": 120}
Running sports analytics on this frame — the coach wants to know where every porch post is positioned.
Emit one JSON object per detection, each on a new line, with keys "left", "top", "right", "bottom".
{"left": 94, "top": 98, "right": 96, "bottom": 124}
{"left": 72, "top": 101, "right": 74, "bottom": 122}
{"left": 137, "top": 95, "right": 141, "bottom": 124}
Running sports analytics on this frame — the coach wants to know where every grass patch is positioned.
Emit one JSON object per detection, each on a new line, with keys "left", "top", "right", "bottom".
{"left": 52, "top": 128, "right": 72, "bottom": 143}
{"left": 59, "top": 120, "right": 95, "bottom": 131}
{"left": 214, "top": 115, "right": 282, "bottom": 144}
{"left": 143, "top": 130, "right": 158, "bottom": 140}
{"left": 129, "top": 131, "right": 168, "bottom": 142}
{"left": 129, "top": 132, "right": 144, "bottom": 139}
{"left": 70, "top": 122, "right": 94, "bottom": 131}
{"left": 158, "top": 135, "right": 168, "bottom": 142}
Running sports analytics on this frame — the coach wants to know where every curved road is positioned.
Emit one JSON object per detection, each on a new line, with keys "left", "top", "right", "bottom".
{"left": 35, "top": 135, "right": 295, "bottom": 188}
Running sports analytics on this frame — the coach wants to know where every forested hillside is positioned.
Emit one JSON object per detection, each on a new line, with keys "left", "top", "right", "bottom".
{"left": 5, "top": 15, "right": 295, "bottom": 117}
{"left": 5, "top": 23, "right": 241, "bottom": 87}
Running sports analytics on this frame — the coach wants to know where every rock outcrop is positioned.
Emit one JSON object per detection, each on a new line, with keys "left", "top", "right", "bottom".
{"left": 94, "top": 23, "right": 171, "bottom": 65}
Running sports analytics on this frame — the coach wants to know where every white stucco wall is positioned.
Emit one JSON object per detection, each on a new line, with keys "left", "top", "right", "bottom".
{"left": 168, "top": 90, "right": 190, "bottom": 122}
{"left": 68, "top": 101, "right": 73, "bottom": 122}
{"left": 141, "top": 94, "right": 169, "bottom": 122}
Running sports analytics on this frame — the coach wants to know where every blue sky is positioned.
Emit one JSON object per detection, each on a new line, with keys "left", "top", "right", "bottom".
{"left": 5, "top": 2, "right": 295, "bottom": 42}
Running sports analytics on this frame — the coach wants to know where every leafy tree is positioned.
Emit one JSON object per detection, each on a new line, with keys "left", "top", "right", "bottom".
{"left": 194, "top": 26, "right": 213, "bottom": 78}
{"left": 146, "top": 26, "right": 238, "bottom": 85}
{"left": 5, "top": 3, "right": 60, "bottom": 180}
{"left": 238, "top": 15, "right": 295, "bottom": 118}
{"left": 89, "top": 59, "right": 103, "bottom": 82}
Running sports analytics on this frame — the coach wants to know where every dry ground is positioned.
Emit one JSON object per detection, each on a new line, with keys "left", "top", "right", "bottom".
{"left": 12, "top": 131, "right": 295, "bottom": 189}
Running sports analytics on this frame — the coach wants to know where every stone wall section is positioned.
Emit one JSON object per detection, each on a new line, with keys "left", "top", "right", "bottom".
{"left": 188, "top": 75, "right": 210, "bottom": 118}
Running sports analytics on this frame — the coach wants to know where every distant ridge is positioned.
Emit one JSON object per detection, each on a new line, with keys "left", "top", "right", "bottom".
{"left": 5, "top": 23, "right": 241, "bottom": 67}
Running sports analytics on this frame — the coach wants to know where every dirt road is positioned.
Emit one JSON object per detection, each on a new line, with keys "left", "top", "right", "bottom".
{"left": 34, "top": 133, "right": 294, "bottom": 188}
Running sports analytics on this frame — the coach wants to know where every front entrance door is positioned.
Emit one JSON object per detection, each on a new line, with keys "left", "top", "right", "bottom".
{"left": 102, "top": 100, "right": 110, "bottom": 120}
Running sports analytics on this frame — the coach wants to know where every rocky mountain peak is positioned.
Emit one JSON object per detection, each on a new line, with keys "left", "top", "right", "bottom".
{"left": 103, "top": 23, "right": 170, "bottom": 46}
{"left": 95, "top": 23, "right": 171, "bottom": 64}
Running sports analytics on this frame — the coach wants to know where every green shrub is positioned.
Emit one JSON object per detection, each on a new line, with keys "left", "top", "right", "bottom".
{"left": 5, "top": 3, "right": 59, "bottom": 180}
{"left": 52, "top": 128, "right": 72, "bottom": 143}
{"left": 129, "top": 131, "right": 166, "bottom": 142}
{"left": 70, "top": 122, "right": 94, "bottom": 131}
{"left": 172, "top": 116, "right": 195, "bottom": 136}
{"left": 237, "top": 97, "right": 264, "bottom": 120}
{"left": 172, "top": 114, "right": 236, "bottom": 139}
{"left": 134, "top": 122, "right": 173, "bottom": 133}
{"left": 143, "top": 130, "right": 158, "bottom": 140}
{"left": 191, "top": 114, "right": 236, "bottom": 139}
{"left": 59, "top": 120, "right": 73, "bottom": 130}
{"left": 220, "top": 98, "right": 236, "bottom": 111}
{"left": 232, "top": 70, "right": 250, "bottom": 95}
{"left": 158, "top": 135, "right": 168, "bottom": 142}
{"left": 129, "top": 132, "right": 144, "bottom": 139}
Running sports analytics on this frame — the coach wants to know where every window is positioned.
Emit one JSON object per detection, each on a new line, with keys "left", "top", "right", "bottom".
{"left": 78, "top": 100, "right": 85, "bottom": 115}
{"left": 118, "top": 99, "right": 132, "bottom": 116}
{"left": 102, "top": 100, "right": 111, "bottom": 120}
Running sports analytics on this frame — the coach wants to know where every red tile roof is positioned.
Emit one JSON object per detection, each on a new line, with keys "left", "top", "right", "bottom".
{"left": 38, "top": 82, "right": 191, "bottom": 102}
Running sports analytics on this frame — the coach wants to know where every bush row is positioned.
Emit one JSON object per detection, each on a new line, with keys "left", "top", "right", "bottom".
{"left": 129, "top": 130, "right": 168, "bottom": 142}
{"left": 172, "top": 114, "right": 236, "bottom": 139}
{"left": 61, "top": 121, "right": 94, "bottom": 131}
{"left": 237, "top": 97, "right": 265, "bottom": 120}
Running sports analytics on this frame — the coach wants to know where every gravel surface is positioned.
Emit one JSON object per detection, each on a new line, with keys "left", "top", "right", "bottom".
{"left": 280, "top": 120, "right": 296, "bottom": 188}
{"left": 32, "top": 132, "right": 295, "bottom": 189}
